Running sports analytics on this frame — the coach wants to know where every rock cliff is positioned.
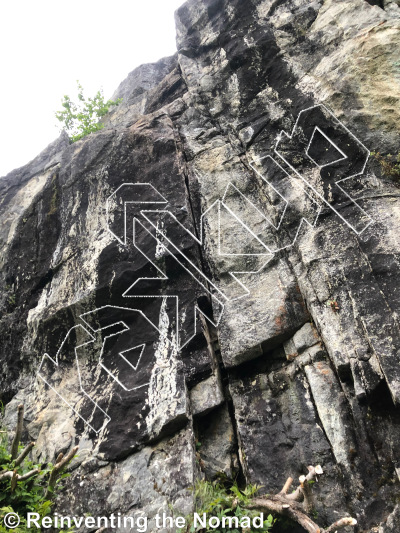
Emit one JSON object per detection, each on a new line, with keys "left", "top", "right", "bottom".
{"left": 1, "top": 0, "right": 400, "bottom": 531}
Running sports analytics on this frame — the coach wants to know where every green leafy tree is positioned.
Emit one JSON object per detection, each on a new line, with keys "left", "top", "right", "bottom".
{"left": 55, "top": 81, "right": 122, "bottom": 142}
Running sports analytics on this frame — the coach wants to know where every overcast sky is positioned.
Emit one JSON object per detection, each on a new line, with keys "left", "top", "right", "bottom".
{"left": 0, "top": 0, "right": 185, "bottom": 177}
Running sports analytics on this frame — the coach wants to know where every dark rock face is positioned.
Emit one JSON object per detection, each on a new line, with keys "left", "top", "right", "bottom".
{"left": 1, "top": 0, "right": 400, "bottom": 531}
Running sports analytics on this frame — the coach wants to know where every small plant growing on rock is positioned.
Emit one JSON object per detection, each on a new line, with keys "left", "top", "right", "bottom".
{"left": 327, "top": 299, "right": 340, "bottom": 312}
{"left": 370, "top": 151, "right": 400, "bottom": 183}
{"left": 0, "top": 404, "right": 78, "bottom": 532}
{"left": 2, "top": 285, "right": 17, "bottom": 314}
{"left": 55, "top": 81, "right": 122, "bottom": 143}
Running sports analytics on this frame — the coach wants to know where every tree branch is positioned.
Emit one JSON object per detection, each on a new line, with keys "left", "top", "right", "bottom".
{"left": 0, "top": 468, "right": 39, "bottom": 482}
{"left": 10, "top": 404, "right": 24, "bottom": 460}
{"left": 44, "top": 445, "right": 78, "bottom": 499}
{"left": 246, "top": 465, "right": 357, "bottom": 533}
{"left": 248, "top": 497, "right": 320, "bottom": 533}
{"left": 17, "top": 468, "right": 40, "bottom": 481}
{"left": 280, "top": 477, "right": 293, "bottom": 495}
{"left": 299, "top": 475, "right": 314, "bottom": 514}
{"left": 323, "top": 517, "right": 357, "bottom": 533}
{"left": 14, "top": 442, "right": 35, "bottom": 467}
{"left": 10, "top": 470, "right": 17, "bottom": 492}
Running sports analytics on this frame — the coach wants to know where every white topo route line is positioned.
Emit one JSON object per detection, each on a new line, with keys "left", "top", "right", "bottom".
{"left": 36, "top": 104, "right": 374, "bottom": 432}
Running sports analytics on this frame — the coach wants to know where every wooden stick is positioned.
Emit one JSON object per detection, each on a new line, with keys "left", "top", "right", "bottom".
{"left": 55, "top": 452, "right": 63, "bottom": 464}
{"left": 286, "top": 465, "right": 322, "bottom": 503}
{"left": 248, "top": 497, "right": 321, "bottom": 533}
{"left": 10, "top": 470, "right": 17, "bottom": 492}
{"left": 280, "top": 477, "right": 294, "bottom": 495}
{"left": 323, "top": 517, "right": 357, "bottom": 532}
{"left": 246, "top": 465, "right": 356, "bottom": 533}
{"left": 14, "top": 442, "right": 35, "bottom": 467}
{"left": 249, "top": 496, "right": 356, "bottom": 533}
{"left": 0, "top": 470, "right": 12, "bottom": 481}
{"left": 45, "top": 446, "right": 78, "bottom": 499}
{"left": 0, "top": 468, "right": 39, "bottom": 482}
{"left": 10, "top": 404, "right": 24, "bottom": 460}
{"left": 300, "top": 475, "right": 315, "bottom": 514}
{"left": 17, "top": 469, "right": 40, "bottom": 481}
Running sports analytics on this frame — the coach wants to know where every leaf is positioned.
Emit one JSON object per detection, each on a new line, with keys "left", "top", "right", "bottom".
{"left": 55, "top": 81, "right": 122, "bottom": 142}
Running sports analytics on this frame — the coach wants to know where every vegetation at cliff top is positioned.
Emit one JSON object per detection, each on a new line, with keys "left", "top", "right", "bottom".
{"left": 55, "top": 81, "right": 122, "bottom": 143}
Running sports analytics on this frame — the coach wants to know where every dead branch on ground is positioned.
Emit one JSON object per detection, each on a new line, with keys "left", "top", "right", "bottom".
{"left": 246, "top": 465, "right": 357, "bottom": 533}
